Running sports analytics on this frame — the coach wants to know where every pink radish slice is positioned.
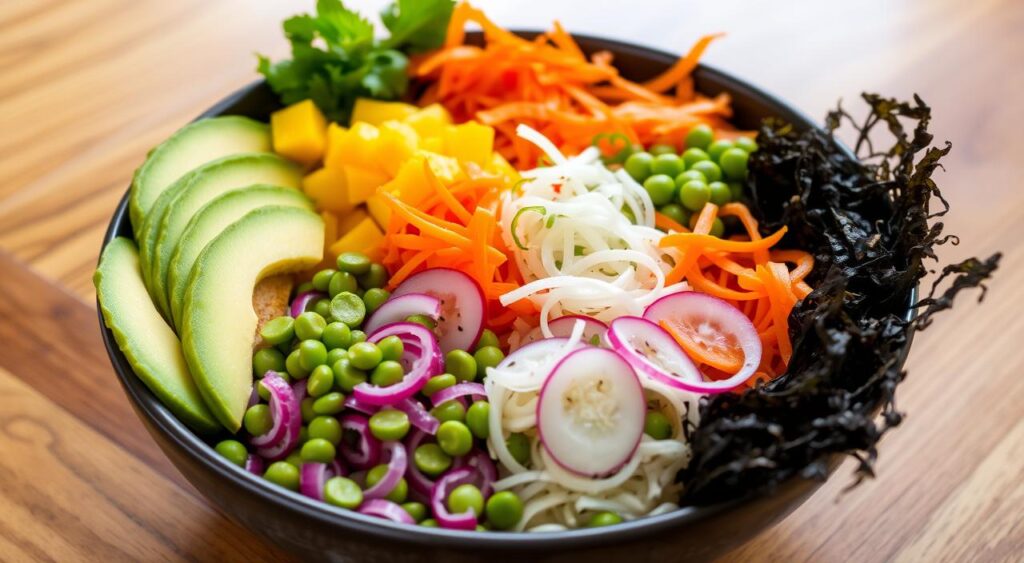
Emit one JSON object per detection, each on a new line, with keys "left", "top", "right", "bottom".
{"left": 391, "top": 268, "right": 485, "bottom": 353}
{"left": 522, "top": 315, "right": 608, "bottom": 346}
{"left": 607, "top": 316, "right": 704, "bottom": 392}
{"left": 363, "top": 293, "right": 441, "bottom": 336}
{"left": 642, "top": 292, "right": 762, "bottom": 393}
{"left": 536, "top": 347, "right": 645, "bottom": 478}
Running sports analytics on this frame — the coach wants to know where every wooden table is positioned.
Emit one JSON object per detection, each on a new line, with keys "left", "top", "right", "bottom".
{"left": 1, "top": 0, "right": 1020, "bottom": 560}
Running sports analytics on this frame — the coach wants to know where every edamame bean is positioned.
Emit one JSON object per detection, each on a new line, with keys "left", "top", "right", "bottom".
{"left": 371, "top": 360, "right": 404, "bottom": 387}
{"left": 264, "top": 461, "right": 300, "bottom": 490}
{"left": 322, "top": 322, "right": 352, "bottom": 350}
{"left": 678, "top": 180, "right": 711, "bottom": 211}
{"left": 648, "top": 143, "right": 676, "bottom": 156}
{"left": 311, "top": 269, "right": 337, "bottom": 292}
{"left": 326, "top": 347, "right": 348, "bottom": 366}
{"left": 506, "top": 433, "right": 530, "bottom": 466}
{"left": 308, "top": 415, "right": 342, "bottom": 445}
{"left": 312, "top": 392, "right": 346, "bottom": 415}
{"left": 623, "top": 152, "right": 653, "bottom": 182}
{"left": 301, "top": 397, "right": 317, "bottom": 423}
{"left": 485, "top": 491, "right": 524, "bottom": 530}
{"left": 336, "top": 252, "right": 372, "bottom": 275}
{"left": 413, "top": 443, "right": 452, "bottom": 476}
{"left": 377, "top": 335, "right": 404, "bottom": 362}
{"left": 422, "top": 374, "right": 457, "bottom": 396}
{"left": 301, "top": 438, "right": 336, "bottom": 463}
{"left": 252, "top": 348, "right": 285, "bottom": 378}
{"left": 357, "top": 263, "right": 389, "bottom": 289}
{"left": 682, "top": 147, "right": 710, "bottom": 169}
{"left": 368, "top": 409, "right": 410, "bottom": 441}
{"left": 447, "top": 484, "right": 484, "bottom": 516}
{"left": 402, "top": 502, "right": 427, "bottom": 523}
{"left": 650, "top": 154, "right": 685, "bottom": 178}
{"left": 685, "top": 124, "right": 714, "bottom": 150}
{"left": 657, "top": 203, "right": 689, "bottom": 227}
{"left": 719, "top": 147, "right": 750, "bottom": 180}
{"left": 643, "top": 174, "right": 677, "bottom": 206}
{"left": 307, "top": 364, "right": 335, "bottom": 397}
{"left": 728, "top": 181, "right": 744, "bottom": 201}
{"left": 644, "top": 411, "right": 673, "bottom": 440}
{"left": 437, "top": 420, "right": 473, "bottom": 456}
{"left": 707, "top": 139, "right": 734, "bottom": 161}
{"left": 324, "top": 477, "right": 363, "bottom": 509}
{"left": 313, "top": 299, "right": 332, "bottom": 320}
{"left": 430, "top": 400, "right": 465, "bottom": 423}
{"left": 294, "top": 312, "right": 327, "bottom": 341}
{"left": 476, "top": 329, "right": 500, "bottom": 351}
{"left": 465, "top": 401, "right": 490, "bottom": 439}
{"left": 330, "top": 292, "right": 366, "bottom": 328}
{"left": 243, "top": 404, "right": 273, "bottom": 436}
{"left": 734, "top": 136, "right": 758, "bottom": 153}
{"left": 260, "top": 316, "right": 295, "bottom": 346}
{"left": 332, "top": 358, "right": 367, "bottom": 392}
{"left": 708, "top": 181, "right": 732, "bottom": 206}
{"left": 286, "top": 349, "right": 309, "bottom": 380}
{"left": 674, "top": 169, "right": 706, "bottom": 187}
{"left": 405, "top": 314, "right": 436, "bottom": 330}
{"left": 420, "top": 519, "right": 439, "bottom": 527}
{"left": 690, "top": 160, "right": 723, "bottom": 183}
{"left": 362, "top": 288, "right": 391, "bottom": 314}
{"left": 349, "top": 342, "right": 383, "bottom": 370}
{"left": 366, "top": 465, "right": 408, "bottom": 503}
{"left": 588, "top": 511, "right": 623, "bottom": 527}
{"left": 444, "top": 349, "right": 477, "bottom": 382}
{"left": 298, "top": 339, "right": 328, "bottom": 371}
{"left": 473, "top": 346, "right": 505, "bottom": 379}
{"left": 214, "top": 440, "right": 248, "bottom": 467}
{"left": 329, "top": 271, "right": 358, "bottom": 297}
{"left": 350, "top": 330, "right": 367, "bottom": 344}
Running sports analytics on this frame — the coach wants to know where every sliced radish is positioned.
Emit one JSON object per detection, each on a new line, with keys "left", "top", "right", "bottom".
{"left": 391, "top": 268, "right": 485, "bottom": 353}
{"left": 522, "top": 315, "right": 608, "bottom": 346}
{"left": 607, "top": 316, "right": 705, "bottom": 392}
{"left": 363, "top": 293, "right": 441, "bottom": 336}
{"left": 643, "top": 292, "right": 762, "bottom": 393}
{"left": 536, "top": 347, "right": 645, "bottom": 478}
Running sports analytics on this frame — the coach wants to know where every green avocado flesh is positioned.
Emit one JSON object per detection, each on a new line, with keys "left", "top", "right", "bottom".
{"left": 143, "top": 153, "right": 303, "bottom": 318}
{"left": 181, "top": 206, "right": 324, "bottom": 431}
{"left": 94, "top": 238, "right": 220, "bottom": 434}
{"left": 167, "top": 185, "right": 314, "bottom": 329}
{"left": 128, "top": 116, "right": 270, "bottom": 232}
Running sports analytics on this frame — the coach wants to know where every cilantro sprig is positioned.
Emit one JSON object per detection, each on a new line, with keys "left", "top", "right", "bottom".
{"left": 258, "top": 0, "right": 454, "bottom": 124}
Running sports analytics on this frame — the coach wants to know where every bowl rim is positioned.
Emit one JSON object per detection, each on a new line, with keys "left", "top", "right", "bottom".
{"left": 97, "top": 31, "right": 916, "bottom": 551}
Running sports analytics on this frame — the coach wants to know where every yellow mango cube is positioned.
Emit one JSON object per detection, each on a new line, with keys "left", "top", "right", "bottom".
{"left": 302, "top": 167, "right": 352, "bottom": 213}
{"left": 419, "top": 150, "right": 465, "bottom": 185}
{"left": 420, "top": 136, "right": 444, "bottom": 153}
{"left": 325, "top": 122, "right": 379, "bottom": 171}
{"left": 366, "top": 194, "right": 391, "bottom": 228}
{"left": 352, "top": 98, "right": 417, "bottom": 126}
{"left": 404, "top": 104, "right": 452, "bottom": 138}
{"left": 443, "top": 122, "right": 494, "bottom": 168}
{"left": 321, "top": 211, "right": 339, "bottom": 250}
{"left": 486, "top": 152, "right": 519, "bottom": 181}
{"left": 374, "top": 121, "right": 420, "bottom": 176}
{"left": 270, "top": 100, "right": 328, "bottom": 165}
{"left": 344, "top": 165, "right": 389, "bottom": 205}
{"left": 329, "top": 217, "right": 384, "bottom": 258}
{"left": 337, "top": 207, "right": 369, "bottom": 236}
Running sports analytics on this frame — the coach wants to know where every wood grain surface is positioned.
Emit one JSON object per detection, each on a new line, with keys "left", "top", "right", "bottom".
{"left": 0, "top": 0, "right": 1020, "bottom": 561}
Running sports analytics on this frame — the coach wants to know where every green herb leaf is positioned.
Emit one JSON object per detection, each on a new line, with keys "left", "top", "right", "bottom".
{"left": 381, "top": 0, "right": 455, "bottom": 53}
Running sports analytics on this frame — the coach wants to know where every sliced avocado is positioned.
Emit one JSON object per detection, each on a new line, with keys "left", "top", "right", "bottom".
{"left": 128, "top": 116, "right": 270, "bottom": 231}
{"left": 167, "top": 185, "right": 314, "bottom": 328}
{"left": 144, "top": 153, "right": 303, "bottom": 317}
{"left": 180, "top": 206, "right": 324, "bottom": 431}
{"left": 94, "top": 238, "right": 220, "bottom": 434}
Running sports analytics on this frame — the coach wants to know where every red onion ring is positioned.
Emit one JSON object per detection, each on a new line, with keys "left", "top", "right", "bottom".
{"left": 330, "top": 458, "right": 348, "bottom": 477}
{"left": 404, "top": 429, "right": 437, "bottom": 496}
{"left": 362, "top": 442, "right": 408, "bottom": 500}
{"left": 243, "top": 454, "right": 264, "bottom": 476}
{"left": 429, "top": 382, "right": 486, "bottom": 407}
{"left": 430, "top": 467, "right": 479, "bottom": 530}
{"left": 299, "top": 462, "right": 336, "bottom": 501}
{"left": 358, "top": 499, "right": 416, "bottom": 524}
{"left": 250, "top": 372, "right": 301, "bottom": 461}
{"left": 396, "top": 397, "right": 440, "bottom": 434}
{"left": 339, "top": 414, "right": 382, "bottom": 470}
{"left": 453, "top": 450, "right": 497, "bottom": 497}
{"left": 343, "top": 395, "right": 380, "bottom": 416}
{"left": 353, "top": 322, "right": 442, "bottom": 406}
{"left": 290, "top": 290, "right": 327, "bottom": 318}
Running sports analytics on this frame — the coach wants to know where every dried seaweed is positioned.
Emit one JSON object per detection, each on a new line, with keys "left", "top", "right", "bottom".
{"left": 681, "top": 94, "right": 1001, "bottom": 504}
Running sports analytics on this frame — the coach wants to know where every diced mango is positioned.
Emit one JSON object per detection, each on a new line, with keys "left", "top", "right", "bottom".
{"left": 338, "top": 207, "right": 369, "bottom": 236}
{"left": 325, "top": 122, "right": 379, "bottom": 171}
{"left": 344, "top": 165, "right": 389, "bottom": 205}
{"left": 321, "top": 211, "right": 339, "bottom": 250}
{"left": 302, "top": 167, "right": 352, "bottom": 213}
{"left": 420, "top": 136, "right": 444, "bottom": 153}
{"left": 366, "top": 194, "right": 391, "bottom": 228}
{"left": 443, "top": 122, "right": 494, "bottom": 168}
{"left": 351, "top": 98, "right": 417, "bottom": 126}
{"left": 487, "top": 152, "right": 519, "bottom": 181}
{"left": 329, "top": 217, "right": 383, "bottom": 258}
{"left": 404, "top": 104, "right": 452, "bottom": 138}
{"left": 419, "top": 150, "right": 465, "bottom": 185}
{"left": 270, "top": 99, "right": 328, "bottom": 165}
{"left": 374, "top": 121, "right": 420, "bottom": 176}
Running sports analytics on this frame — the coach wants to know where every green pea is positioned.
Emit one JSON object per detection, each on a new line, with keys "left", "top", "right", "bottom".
{"left": 623, "top": 152, "right": 653, "bottom": 182}
{"left": 444, "top": 349, "right": 478, "bottom": 382}
{"left": 285, "top": 451, "right": 304, "bottom": 468}
{"left": 264, "top": 461, "right": 300, "bottom": 491}
{"left": 286, "top": 349, "right": 309, "bottom": 380}
{"left": 506, "top": 433, "right": 530, "bottom": 466}
{"left": 350, "top": 330, "right": 367, "bottom": 344}
{"left": 357, "top": 263, "right": 389, "bottom": 290}
{"left": 243, "top": 404, "right": 273, "bottom": 436}
{"left": 734, "top": 136, "right": 758, "bottom": 153}
{"left": 308, "top": 415, "right": 342, "bottom": 445}
{"left": 405, "top": 314, "right": 436, "bottom": 330}
{"left": 682, "top": 147, "right": 710, "bottom": 169}
{"left": 447, "top": 484, "right": 484, "bottom": 516}
{"left": 306, "top": 364, "right": 335, "bottom": 397}
{"left": 422, "top": 374, "right": 457, "bottom": 396}
{"left": 363, "top": 288, "right": 391, "bottom": 314}
{"left": 349, "top": 342, "right": 383, "bottom": 371}
{"left": 678, "top": 180, "right": 711, "bottom": 211}
{"left": 728, "top": 181, "right": 744, "bottom": 201}
{"left": 257, "top": 380, "right": 271, "bottom": 401}
{"left": 330, "top": 292, "right": 366, "bottom": 328}
{"left": 642, "top": 174, "right": 677, "bottom": 206}
{"left": 336, "top": 252, "right": 372, "bottom": 275}
{"left": 296, "top": 282, "right": 315, "bottom": 295}
{"left": 473, "top": 346, "right": 505, "bottom": 380}
{"left": 294, "top": 312, "right": 327, "bottom": 341}
{"left": 311, "top": 269, "right": 337, "bottom": 292}
{"left": 485, "top": 491, "right": 524, "bottom": 530}
{"left": 369, "top": 409, "right": 410, "bottom": 441}
{"left": 328, "top": 271, "right": 358, "bottom": 298}
{"left": 650, "top": 154, "right": 685, "bottom": 178}
{"left": 708, "top": 181, "right": 732, "bottom": 206}
{"left": 313, "top": 299, "right": 332, "bottom": 320}
{"left": 437, "top": 420, "right": 473, "bottom": 457}
{"left": 326, "top": 347, "right": 348, "bottom": 366}
{"left": 377, "top": 335, "right": 405, "bottom": 362}
{"left": 709, "top": 218, "right": 725, "bottom": 238}
{"left": 297, "top": 426, "right": 309, "bottom": 445}
{"left": 707, "top": 139, "right": 734, "bottom": 162}
{"left": 332, "top": 358, "right": 367, "bottom": 392}
{"left": 301, "top": 397, "right": 317, "bottom": 423}
{"left": 301, "top": 438, "right": 336, "bottom": 463}
{"left": 476, "top": 329, "right": 500, "bottom": 351}
{"left": 312, "top": 392, "right": 346, "bottom": 415}
{"left": 413, "top": 443, "right": 452, "bottom": 476}
{"left": 371, "top": 360, "right": 404, "bottom": 387}
{"left": 420, "top": 518, "right": 439, "bottom": 527}
{"left": 465, "top": 401, "right": 490, "bottom": 439}
{"left": 321, "top": 322, "right": 351, "bottom": 351}
{"left": 402, "top": 501, "right": 427, "bottom": 523}
{"left": 300, "top": 339, "right": 329, "bottom": 371}
{"left": 719, "top": 147, "right": 750, "bottom": 180}
{"left": 587, "top": 511, "right": 624, "bottom": 527}
{"left": 430, "top": 400, "right": 465, "bottom": 423}
{"left": 324, "top": 476, "right": 363, "bottom": 509}
{"left": 657, "top": 204, "right": 689, "bottom": 227}
{"left": 674, "top": 169, "right": 706, "bottom": 187}
{"left": 685, "top": 124, "right": 714, "bottom": 150}
{"left": 252, "top": 348, "right": 285, "bottom": 378}
{"left": 644, "top": 411, "right": 673, "bottom": 440}
{"left": 214, "top": 439, "right": 248, "bottom": 467}
{"left": 366, "top": 464, "right": 408, "bottom": 503}
{"left": 260, "top": 316, "right": 295, "bottom": 346}
{"left": 690, "top": 160, "right": 723, "bottom": 183}
{"left": 648, "top": 143, "right": 676, "bottom": 156}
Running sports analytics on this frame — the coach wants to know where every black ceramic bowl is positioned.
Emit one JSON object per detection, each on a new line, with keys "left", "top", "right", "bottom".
{"left": 98, "top": 33, "right": 910, "bottom": 562}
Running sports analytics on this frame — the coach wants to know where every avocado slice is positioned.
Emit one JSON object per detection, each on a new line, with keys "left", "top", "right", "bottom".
{"left": 141, "top": 153, "right": 303, "bottom": 317}
{"left": 95, "top": 237, "right": 220, "bottom": 434}
{"left": 180, "top": 206, "right": 324, "bottom": 431}
{"left": 167, "top": 185, "right": 314, "bottom": 328}
{"left": 128, "top": 116, "right": 270, "bottom": 232}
